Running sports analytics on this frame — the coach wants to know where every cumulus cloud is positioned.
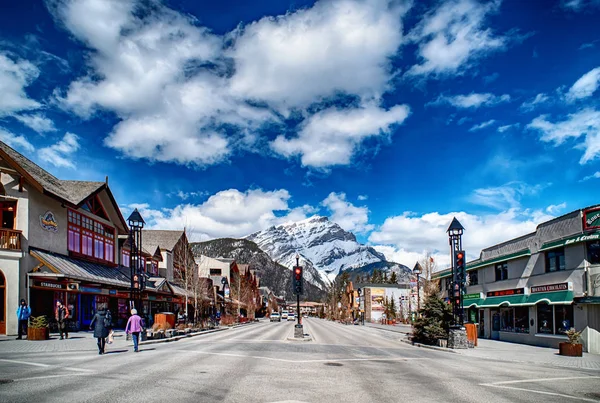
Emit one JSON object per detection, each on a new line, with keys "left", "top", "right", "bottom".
{"left": 271, "top": 103, "right": 410, "bottom": 168}
{"left": 582, "top": 171, "right": 600, "bottom": 181}
{"left": 368, "top": 208, "right": 555, "bottom": 269}
{"left": 406, "top": 0, "right": 508, "bottom": 77}
{"left": 0, "top": 128, "right": 35, "bottom": 152}
{"left": 520, "top": 93, "right": 550, "bottom": 111}
{"left": 14, "top": 113, "right": 57, "bottom": 133}
{"left": 527, "top": 108, "right": 600, "bottom": 164}
{"left": 567, "top": 67, "right": 600, "bottom": 101}
{"left": 469, "top": 119, "right": 496, "bottom": 131}
{"left": 432, "top": 93, "right": 510, "bottom": 108}
{"left": 546, "top": 202, "right": 567, "bottom": 214}
{"left": 38, "top": 132, "right": 80, "bottom": 168}
{"left": 0, "top": 52, "right": 41, "bottom": 116}
{"left": 322, "top": 192, "right": 374, "bottom": 234}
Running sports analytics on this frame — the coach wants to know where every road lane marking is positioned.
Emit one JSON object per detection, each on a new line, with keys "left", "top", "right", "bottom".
{"left": 481, "top": 376, "right": 600, "bottom": 385}
{"left": 13, "top": 374, "right": 93, "bottom": 382}
{"left": 480, "top": 376, "right": 600, "bottom": 403}
{"left": 0, "top": 358, "right": 94, "bottom": 373}
{"left": 481, "top": 384, "right": 599, "bottom": 402}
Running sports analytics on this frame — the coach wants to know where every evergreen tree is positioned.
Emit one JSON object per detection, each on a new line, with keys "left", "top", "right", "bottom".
{"left": 383, "top": 272, "right": 388, "bottom": 283}
{"left": 389, "top": 294, "right": 397, "bottom": 319}
{"left": 412, "top": 291, "right": 453, "bottom": 345}
{"left": 389, "top": 271, "right": 398, "bottom": 284}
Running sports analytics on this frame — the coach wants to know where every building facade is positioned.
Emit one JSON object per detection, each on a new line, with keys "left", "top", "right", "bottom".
{"left": 433, "top": 206, "right": 600, "bottom": 353}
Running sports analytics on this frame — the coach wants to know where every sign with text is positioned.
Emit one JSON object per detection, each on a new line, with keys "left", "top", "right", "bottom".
{"left": 34, "top": 281, "right": 65, "bottom": 290}
{"left": 463, "top": 293, "right": 482, "bottom": 300}
{"left": 487, "top": 288, "right": 524, "bottom": 297}
{"left": 371, "top": 288, "right": 385, "bottom": 311}
{"left": 530, "top": 283, "right": 569, "bottom": 293}
{"left": 584, "top": 208, "right": 600, "bottom": 231}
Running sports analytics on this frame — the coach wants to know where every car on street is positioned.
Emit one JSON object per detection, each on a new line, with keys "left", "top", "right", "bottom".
{"left": 270, "top": 312, "right": 281, "bottom": 322}
{"left": 281, "top": 310, "right": 289, "bottom": 320}
{"left": 287, "top": 313, "right": 295, "bottom": 321}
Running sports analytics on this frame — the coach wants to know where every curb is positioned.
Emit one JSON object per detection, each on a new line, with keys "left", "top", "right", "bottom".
{"left": 286, "top": 336, "right": 313, "bottom": 342}
{"left": 400, "top": 339, "right": 459, "bottom": 354}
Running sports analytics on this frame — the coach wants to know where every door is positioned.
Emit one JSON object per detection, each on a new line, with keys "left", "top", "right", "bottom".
{"left": 479, "top": 309, "right": 485, "bottom": 338}
{"left": 491, "top": 310, "right": 500, "bottom": 340}
{"left": 81, "top": 294, "right": 95, "bottom": 327}
{"left": 0, "top": 271, "right": 5, "bottom": 334}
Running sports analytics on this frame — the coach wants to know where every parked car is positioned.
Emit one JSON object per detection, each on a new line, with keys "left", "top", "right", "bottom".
{"left": 270, "top": 312, "right": 281, "bottom": 322}
{"left": 287, "top": 313, "right": 296, "bottom": 321}
{"left": 281, "top": 310, "right": 289, "bottom": 320}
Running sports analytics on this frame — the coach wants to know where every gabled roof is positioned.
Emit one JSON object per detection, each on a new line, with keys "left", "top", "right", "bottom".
{"left": 142, "top": 230, "right": 184, "bottom": 253}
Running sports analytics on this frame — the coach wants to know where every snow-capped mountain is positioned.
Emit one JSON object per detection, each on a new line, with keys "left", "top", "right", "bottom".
{"left": 246, "top": 215, "right": 393, "bottom": 287}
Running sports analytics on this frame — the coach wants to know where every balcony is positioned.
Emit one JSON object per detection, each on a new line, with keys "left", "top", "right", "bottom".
{"left": 0, "top": 228, "right": 21, "bottom": 250}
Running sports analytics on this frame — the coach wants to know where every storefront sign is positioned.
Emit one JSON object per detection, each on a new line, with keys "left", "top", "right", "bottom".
{"left": 39, "top": 211, "right": 58, "bottom": 233}
{"left": 371, "top": 288, "right": 385, "bottom": 311}
{"left": 34, "top": 281, "right": 65, "bottom": 290}
{"left": 79, "top": 286, "right": 102, "bottom": 294}
{"left": 565, "top": 233, "right": 600, "bottom": 245}
{"left": 109, "top": 289, "right": 116, "bottom": 295}
{"left": 487, "top": 288, "right": 524, "bottom": 297}
{"left": 116, "top": 292, "right": 130, "bottom": 298}
{"left": 584, "top": 208, "right": 600, "bottom": 231}
{"left": 530, "top": 283, "right": 569, "bottom": 293}
{"left": 463, "top": 293, "right": 482, "bottom": 300}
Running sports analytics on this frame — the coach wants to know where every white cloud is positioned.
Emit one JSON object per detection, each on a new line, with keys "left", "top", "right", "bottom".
{"left": 527, "top": 108, "right": 600, "bottom": 164}
{"left": 38, "top": 132, "right": 80, "bottom": 168}
{"left": 520, "top": 93, "right": 550, "bottom": 111}
{"left": 0, "top": 52, "right": 40, "bottom": 116}
{"left": 368, "top": 208, "right": 555, "bottom": 269}
{"left": 469, "top": 119, "right": 496, "bottom": 131}
{"left": 497, "top": 123, "right": 519, "bottom": 133}
{"left": 322, "top": 192, "right": 373, "bottom": 234}
{"left": 546, "top": 202, "right": 567, "bottom": 214}
{"left": 469, "top": 181, "right": 545, "bottom": 210}
{"left": 228, "top": 0, "right": 410, "bottom": 111}
{"left": 560, "top": 0, "right": 600, "bottom": 11}
{"left": 406, "top": 0, "right": 507, "bottom": 77}
{"left": 567, "top": 67, "right": 600, "bottom": 101}
{"left": 14, "top": 113, "right": 56, "bottom": 133}
{"left": 433, "top": 93, "right": 510, "bottom": 108}
{"left": 0, "top": 128, "right": 35, "bottom": 152}
{"left": 271, "top": 103, "right": 410, "bottom": 168}
{"left": 582, "top": 171, "right": 600, "bottom": 181}
{"left": 357, "top": 195, "right": 368, "bottom": 201}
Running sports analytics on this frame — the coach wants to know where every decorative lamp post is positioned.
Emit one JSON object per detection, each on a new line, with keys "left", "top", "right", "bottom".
{"left": 447, "top": 217, "right": 465, "bottom": 328}
{"left": 127, "top": 208, "right": 145, "bottom": 312}
{"left": 413, "top": 262, "right": 423, "bottom": 315}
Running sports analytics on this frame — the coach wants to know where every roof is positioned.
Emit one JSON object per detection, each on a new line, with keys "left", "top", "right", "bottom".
{"left": 142, "top": 230, "right": 183, "bottom": 252}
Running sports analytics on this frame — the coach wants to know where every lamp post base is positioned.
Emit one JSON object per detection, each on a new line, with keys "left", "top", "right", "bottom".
{"left": 448, "top": 327, "right": 468, "bottom": 349}
{"left": 294, "top": 324, "right": 304, "bottom": 338}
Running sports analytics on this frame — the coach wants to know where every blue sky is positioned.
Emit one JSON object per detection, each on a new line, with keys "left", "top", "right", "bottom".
{"left": 1, "top": 0, "right": 599, "bottom": 269}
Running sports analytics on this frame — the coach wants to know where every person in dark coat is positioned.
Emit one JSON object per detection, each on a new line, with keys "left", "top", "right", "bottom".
{"left": 90, "top": 306, "right": 111, "bottom": 355}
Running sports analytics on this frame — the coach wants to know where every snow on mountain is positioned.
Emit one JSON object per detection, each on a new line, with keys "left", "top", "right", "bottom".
{"left": 246, "top": 215, "right": 388, "bottom": 288}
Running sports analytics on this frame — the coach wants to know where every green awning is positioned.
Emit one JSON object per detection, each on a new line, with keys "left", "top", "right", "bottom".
{"left": 479, "top": 295, "right": 528, "bottom": 307}
{"left": 527, "top": 291, "right": 573, "bottom": 305}
{"left": 539, "top": 232, "right": 600, "bottom": 252}
{"left": 463, "top": 298, "right": 485, "bottom": 308}
{"left": 466, "top": 249, "right": 531, "bottom": 271}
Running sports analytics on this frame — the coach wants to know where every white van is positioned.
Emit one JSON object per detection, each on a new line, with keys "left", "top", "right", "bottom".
{"left": 281, "top": 310, "right": 289, "bottom": 320}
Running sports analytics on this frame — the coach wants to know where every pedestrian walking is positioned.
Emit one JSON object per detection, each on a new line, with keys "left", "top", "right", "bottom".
{"left": 90, "top": 305, "right": 111, "bottom": 355}
{"left": 15, "top": 299, "right": 31, "bottom": 340}
{"left": 125, "top": 308, "right": 144, "bottom": 353}
{"left": 55, "top": 300, "right": 70, "bottom": 339}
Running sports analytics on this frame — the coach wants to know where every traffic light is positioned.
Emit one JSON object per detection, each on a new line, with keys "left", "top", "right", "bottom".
{"left": 293, "top": 266, "right": 303, "bottom": 295}
{"left": 455, "top": 250, "right": 466, "bottom": 282}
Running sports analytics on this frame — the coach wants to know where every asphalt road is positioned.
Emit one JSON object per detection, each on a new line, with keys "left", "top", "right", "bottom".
{"left": 0, "top": 318, "right": 599, "bottom": 403}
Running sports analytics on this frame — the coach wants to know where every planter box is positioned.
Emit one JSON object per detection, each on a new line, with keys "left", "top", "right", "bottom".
{"left": 559, "top": 342, "right": 583, "bottom": 357}
{"left": 27, "top": 327, "right": 49, "bottom": 341}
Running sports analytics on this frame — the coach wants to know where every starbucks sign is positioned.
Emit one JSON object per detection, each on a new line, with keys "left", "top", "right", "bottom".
{"left": 584, "top": 208, "right": 600, "bottom": 231}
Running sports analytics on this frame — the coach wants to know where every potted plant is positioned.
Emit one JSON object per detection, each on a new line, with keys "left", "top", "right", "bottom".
{"left": 559, "top": 328, "right": 583, "bottom": 357}
{"left": 27, "top": 316, "right": 50, "bottom": 341}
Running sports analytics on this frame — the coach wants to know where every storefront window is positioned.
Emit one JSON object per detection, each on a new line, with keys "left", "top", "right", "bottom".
{"left": 495, "top": 263, "right": 508, "bottom": 281}
{"left": 500, "top": 307, "right": 515, "bottom": 332}
{"left": 555, "top": 305, "right": 574, "bottom": 335}
{"left": 514, "top": 307, "right": 529, "bottom": 333}
{"left": 587, "top": 241, "right": 600, "bottom": 264}
{"left": 546, "top": 248, "right": 565, "bottom": 272}
{"left": 537, "top": 303, "right": 554, "bottom": 334}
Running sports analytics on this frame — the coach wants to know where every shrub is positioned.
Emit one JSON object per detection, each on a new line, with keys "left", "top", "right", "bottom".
{"left": 565, "top": 328, "right": 582, "bottom": 344}
{"left": 29, "top": 316, "right": 49, "bottom": 329}
{"left": 411, "top": 292, "right": 453, "bottom": 346}
{"left": 151, "top": 322, "right": 172, "bottom": 332}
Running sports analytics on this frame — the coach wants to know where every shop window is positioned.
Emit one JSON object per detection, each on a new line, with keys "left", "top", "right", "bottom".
{"left": 537, "top": 303, "right": 554, "bottom": 334}
{"left": 587, "top": 241, "right": 600, "bottom": 265}
{"left": 555, "top": 305, "right": 574, "bottom": 335}
{"left": 468, "top": 270, "right": 478, "bottom": 285}
{"left": 500, "top": 307, "right": 514, "bottom": 332}
{"left": 495, "top": 263, "right": 508, "bottom": 281}
{"left": 514, "top": 307, "right": 529, "bottom": 333}
{"left": 545, "top": 248, "right": 565, "bottom": 272}
{"left": 444, "top": 278, "right": 452, "bottom": 291}
{"left": 210, "top": 268, "right": 222, "bottom": 276}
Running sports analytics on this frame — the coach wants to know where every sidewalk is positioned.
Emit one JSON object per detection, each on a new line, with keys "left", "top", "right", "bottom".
{"left": 365, "top": 322, "right": 600, "bottom": 371}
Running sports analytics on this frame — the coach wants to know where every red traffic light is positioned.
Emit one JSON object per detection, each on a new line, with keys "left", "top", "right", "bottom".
{"left": 457, "top": 252, "right": 464, "bottom": 260}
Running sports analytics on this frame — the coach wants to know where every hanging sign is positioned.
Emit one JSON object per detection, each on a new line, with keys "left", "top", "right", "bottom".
{"left": 530, "top": 283, "right": 569, "bottom": 293}
{"left": 584, "top": 208, "right": 600, "bottom": 231}
{"left": 34, "top": 281, "right": 65, "bottom": 290}
{"left": 487, "top": 288, "right": 525, "bottom": 297}
{"left": 40, "top": 211, "right": 58, "bottom": 232}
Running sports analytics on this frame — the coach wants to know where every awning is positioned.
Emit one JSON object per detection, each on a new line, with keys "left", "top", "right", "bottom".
{"left": 574, "top": 296, "right": 600, "bottom": 304}
{"left": 467, "top": 249, "right": 531, "bottom": 271}
{"left": 479, "top": 295, "right": 528, "bottom": 307}
{"left": 527, "top": 291, "right": 573, "bottom": 305}
{"left": 463, "top": 298, "right": 485, "bottom": 308}
{"left": 539, "top": 232, "right": 600, "bottom": 252}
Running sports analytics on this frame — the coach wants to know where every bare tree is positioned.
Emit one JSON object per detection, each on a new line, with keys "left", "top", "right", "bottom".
{"left": 418, "top": 252, "right": 440, "bottom": 296}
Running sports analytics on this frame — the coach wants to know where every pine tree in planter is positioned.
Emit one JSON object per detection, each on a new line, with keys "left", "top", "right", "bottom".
{"left": 559, "top": 328, "right": 583, "bottom": 357}
{"left": 412, "top": 291, "right": 453, "bottom": 346}
{"left": 27, "top": 316, "right": 50, "bottom": 341}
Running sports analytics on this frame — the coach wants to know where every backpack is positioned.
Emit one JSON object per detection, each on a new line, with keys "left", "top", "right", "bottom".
{"left": 103, "top": 311, "right": 112, "bottom": 328}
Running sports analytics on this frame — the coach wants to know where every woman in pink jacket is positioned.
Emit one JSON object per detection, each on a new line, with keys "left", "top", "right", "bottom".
{"left": 125, "top": 309, "right": 144, "bottom": 352}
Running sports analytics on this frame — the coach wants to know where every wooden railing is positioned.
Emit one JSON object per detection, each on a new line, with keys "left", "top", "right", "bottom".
{"left": 0, "top": 228, "right": 21, "bottom": 250}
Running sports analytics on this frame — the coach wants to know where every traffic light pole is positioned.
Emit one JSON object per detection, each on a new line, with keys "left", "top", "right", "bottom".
{"left": 293, "top": 254, "right": 303, "bottom": 338}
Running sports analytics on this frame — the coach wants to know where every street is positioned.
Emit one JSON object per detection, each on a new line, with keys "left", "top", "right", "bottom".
{"left": 0, "top": 319, "right": 599, "bottom": 403}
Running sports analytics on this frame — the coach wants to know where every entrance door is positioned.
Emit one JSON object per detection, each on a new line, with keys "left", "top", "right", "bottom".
{"left": 491, "top": 310, "right": 500, "bottom": 340}
{"left": 0, "top": 271, "right": 5, "bottom": 334}
{"left": 81, "top": 294, "right": 95, "bottom": 327}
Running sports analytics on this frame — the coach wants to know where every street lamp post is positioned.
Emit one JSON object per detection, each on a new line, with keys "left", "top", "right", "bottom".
{"left": 413, "top": 262, "right": 422, "bottom": 316}
{"left": 127, "top": 208, "right": 145, "bottom": 312}
{"left": 447, "top": 217, "right": 465, "bottom": 327}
